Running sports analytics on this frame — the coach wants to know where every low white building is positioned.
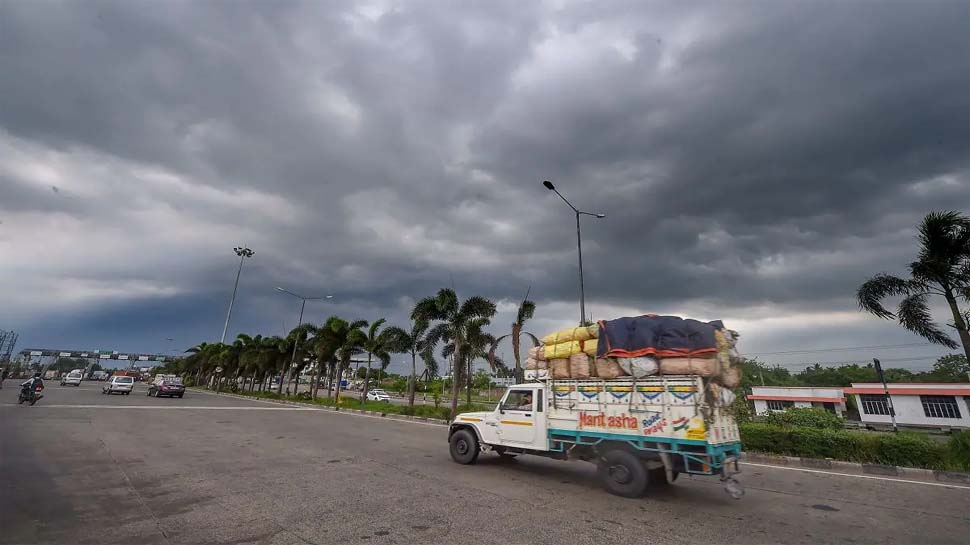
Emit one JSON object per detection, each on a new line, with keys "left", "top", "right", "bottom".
{"left": 747, "top": 386, "right": 847, "bottom": 416}
{"left": 845, "top": 383, "right": 970, "bottom": 429}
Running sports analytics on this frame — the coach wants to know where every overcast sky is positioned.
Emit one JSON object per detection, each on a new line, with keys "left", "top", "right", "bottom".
{"left": 1, "top": 0, "right": 968, "bottom": 375}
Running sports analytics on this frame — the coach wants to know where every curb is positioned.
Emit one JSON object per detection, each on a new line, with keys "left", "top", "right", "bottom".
{"left": 741, "top": 451, "right": 969, "bottom": 484}
{"left": 194, "top": 388, "right": 449, "bottom": 426}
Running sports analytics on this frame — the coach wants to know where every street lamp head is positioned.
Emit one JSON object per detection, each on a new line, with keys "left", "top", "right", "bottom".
{"left": 595, "top": 213, "right": 606, "bottom": 219}
{"left": 325, "top": 295, "right": 334, "bottom": 299}
{"left": 275, "top": 287, "right": 286, "bottom": 292}
{"left": 234, "top": 246, "right": 254, "bottom": 258}
{"left": 542, "top": 180, "right": 555, "bottom": 190}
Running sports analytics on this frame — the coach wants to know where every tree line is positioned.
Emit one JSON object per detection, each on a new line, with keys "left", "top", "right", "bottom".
{"left": 739, "top": 354, "right": 969, "bottom": 390}
{"left": 158, "top": 288, "right": 536, "bottom": 416}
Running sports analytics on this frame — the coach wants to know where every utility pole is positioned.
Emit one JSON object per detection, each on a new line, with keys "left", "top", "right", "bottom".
{"left": 221, "top": 246, "right": 254, "bottom": 344}
{"left": 873, "top": 358, "right": 898, "bottom": 433}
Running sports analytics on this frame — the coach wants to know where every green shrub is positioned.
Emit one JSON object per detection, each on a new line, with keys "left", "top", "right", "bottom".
{"left": 740, "top": 423, "right": 951, "bottom": 470}
{"left": 731, "top": 394, "right": 752, "bottom": 423}
{"left": 946, "top": 430, "right": 970, "bottom": 471}
{"left": 762, "top": 407, "right": 843, "bottom": 429}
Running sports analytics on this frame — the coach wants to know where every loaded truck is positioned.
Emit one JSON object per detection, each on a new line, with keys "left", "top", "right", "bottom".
{"left": 448, "top": 375, "right": 744, "bottom": 499}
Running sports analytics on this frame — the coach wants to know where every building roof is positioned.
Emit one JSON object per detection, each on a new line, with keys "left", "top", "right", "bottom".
{"left": 747, "top": 395, "right": 845, "bottom": 403}
{"left": 845, "top": 383, "right": 970, "bottom": 396}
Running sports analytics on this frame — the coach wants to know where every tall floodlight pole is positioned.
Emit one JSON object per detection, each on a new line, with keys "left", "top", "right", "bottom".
{"left": 542, "top": 181, "right": 606, "bottom": 325}
{"left": 276, "top": 287, "right": 332, "bottom": 395}
{"left": 221, "top": 246, "right": 254, "bottom": 344}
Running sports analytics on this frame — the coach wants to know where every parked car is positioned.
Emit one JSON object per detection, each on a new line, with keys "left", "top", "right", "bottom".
{"left": 365, "top": 389, "right": 391, "bottom": 402}
{"left": 60, "top": 369, "right": 84, "bottom": 387}
{"left": 102, "top": 375, "right": 135, "bottom": 395}
{"left": 147, "top": 378, "right": 184, "bottom": 398}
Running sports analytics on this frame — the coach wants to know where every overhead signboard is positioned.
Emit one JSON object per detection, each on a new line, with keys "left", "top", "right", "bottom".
{"left": 119, "top": 355, "right": 129, "bottom": 360}
{"left": 81, "top": 353, "right": 89, "bottom": 357}
{"left": 30, "top": 351, "right": 42, "bottom": 356}
{"left": 100, "top": 354, "right": 110, "bottom": 359}
{"left": 138, "top": 356, "right": 148, "bottom": 361}
{"left": 59, "top": 352, "right": 71, "bottom": 357}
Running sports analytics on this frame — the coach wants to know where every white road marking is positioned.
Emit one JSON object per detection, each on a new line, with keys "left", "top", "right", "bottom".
{"left": 6, "top": 404, "right": 319, "bottom": 411}
{"left": 741, "top": 462, "right": 970, "bottom": 490}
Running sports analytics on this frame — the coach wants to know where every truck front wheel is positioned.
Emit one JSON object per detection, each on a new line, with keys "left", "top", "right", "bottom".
{"left": 449, "top": 429, "right": 479, "bottom": 465}
{"left": 598, "top": 450, "right": 648, "bottom": 498}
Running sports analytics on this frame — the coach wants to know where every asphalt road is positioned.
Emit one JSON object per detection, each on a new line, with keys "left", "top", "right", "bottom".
{"left": 2, "top": 381, "right": 969, "bottom": 545}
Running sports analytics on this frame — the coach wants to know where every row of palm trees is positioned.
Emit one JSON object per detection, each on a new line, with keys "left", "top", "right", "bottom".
{"left": 164, "top": 288, "right": 537, "bottom": 415}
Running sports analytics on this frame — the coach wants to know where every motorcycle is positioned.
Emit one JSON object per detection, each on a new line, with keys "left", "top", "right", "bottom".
{"left": 19, "top": 384, "right": 44, "bottom": 405}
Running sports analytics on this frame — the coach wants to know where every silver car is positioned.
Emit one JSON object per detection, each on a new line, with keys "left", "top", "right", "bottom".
{"left": 102, "top": 376, "right": 135, "bottom": 395}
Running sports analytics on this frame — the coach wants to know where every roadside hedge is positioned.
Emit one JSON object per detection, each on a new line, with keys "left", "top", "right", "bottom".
{"left": 739, "top": 423, "right": 968, "bottom": 470}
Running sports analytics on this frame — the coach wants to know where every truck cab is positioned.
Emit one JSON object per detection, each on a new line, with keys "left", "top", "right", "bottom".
{"left": 453, "top": 384, "right": 548, "bottom": 453}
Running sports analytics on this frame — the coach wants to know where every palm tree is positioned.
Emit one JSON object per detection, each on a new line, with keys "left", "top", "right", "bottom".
{"left": 384, "top": 318, "right": 435, "bottom": 409}
{"left": 858, "top": 211, "right": 970, "bottom": 361}
{"left": 361, "top": 319, "right": 399, "bottom": 401}
{"left": 279, "top": 323, "right": 316, "bottom": 396}
{"left": 489, "top": 291, "right": 539, "bottom": 384}
{"left": 444, "top": 318, "right": 505, "bottom": 404}
{"left": 309, "top": 325, "right": 340, "bottom": 399}
{"left": 414, "top": 288, "right": 497, "bottom": 417}
{"left": 317, "top": 316, "right": 368, "bottom": 402}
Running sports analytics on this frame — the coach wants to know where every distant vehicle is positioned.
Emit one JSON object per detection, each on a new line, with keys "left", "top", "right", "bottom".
{"left": 365, "top": 389, "right": 391, "bottom": 402}
{"left": 60, "top": 369, "right": 84, "bottom": 387}
{"left": 90, "top": 370, "right": 110, "bottom": 381}
{"left": 44, "top": 370, "right": 58, "bottom": 380}
{"left": 148, "top": 378, "right": 185, "bottom": 398}
{"left": 102, "top": 375, "right": 135, "bottom": 395}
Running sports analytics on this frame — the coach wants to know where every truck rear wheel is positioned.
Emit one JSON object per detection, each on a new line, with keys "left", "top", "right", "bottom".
{"left": 598, "top": 450, "right": 648, "bottom": 498}
{"left": 449, "top": 429, "right": 479, "bottom": 465}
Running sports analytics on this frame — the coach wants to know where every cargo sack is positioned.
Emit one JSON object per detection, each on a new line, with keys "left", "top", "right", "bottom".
{"left": 706, "top": 382, "right": 736, "bottom": 407}
{"left": 720, "top": 365, "right": 741, "bottom": 388}
{"left": 542, "top": 327, "right": 594, "bottom": 345}
{"left": 617, "top": 356, "right": 659, "bottom": 378}
{"left": 528, "top": 346, "right": 542, "bottom": 360}
{"left": 586, "top": 324, "right": 599, "bottom": 339}
{"left": 569, "top": 353, "right": 594, "bottom": 379}
{"left": 545, "top": 340, "right": 583, "bottom": 359}
{"left": 525, "top": 369, "right": 549, "bottom": 381}
{"left": 594, "top": 358, "right": 624, "bottom": 379}
{"left": 536, "top": 345, "right": 546, "bottom": 361}
{"left": 582, "top": 339, "right": 599, "bottom": 357}
{"left": 659, "top": 356, "right": 720, "bottom": 377}
{"left": 524, "top": 357, "right": 539, "bottom": 370}
{"left": 549, "top": 358, "right": 571, "bottom": 379}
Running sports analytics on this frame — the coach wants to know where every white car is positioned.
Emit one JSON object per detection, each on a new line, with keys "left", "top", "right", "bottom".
{"left": 60, "top": 370, "right": 84, "bottom": 387}
{"left": 365, "top": 389, "right": 391, "bottom": 402}
{"left": 102, "top": 376, "right": 135, "bottom": 395}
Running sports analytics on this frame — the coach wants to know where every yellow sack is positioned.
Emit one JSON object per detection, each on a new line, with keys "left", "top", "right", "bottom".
{"left": 544, "top": 340, "right": 583, "bottom": 359}
{"left": 586, "top": 324, "right": 599, "bottom": 339}
{"left": 583, "top": 340, "right": 598, "bottom": 357}
{"left": 542, "top": 326, "right": 593, "bottom": 345}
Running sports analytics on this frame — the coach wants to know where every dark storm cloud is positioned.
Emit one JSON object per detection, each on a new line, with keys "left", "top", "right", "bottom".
{"left": 0, "top": 0, "right": 967, "bottom": 362}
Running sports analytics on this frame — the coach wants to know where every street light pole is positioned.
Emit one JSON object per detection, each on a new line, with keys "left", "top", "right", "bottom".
{"left": 276, "top": 287, "right": 332, "bottom": 396}
{"left": 543, "top": 181, "right": 606, "bottom": 325}
{"left": 221, "top": 246, "right": 254, "bottom": 344}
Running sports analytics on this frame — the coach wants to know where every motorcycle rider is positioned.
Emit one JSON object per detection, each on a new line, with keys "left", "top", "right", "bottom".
{"left": 21, "top": 372, "right": 45, "bottom": 399}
